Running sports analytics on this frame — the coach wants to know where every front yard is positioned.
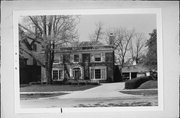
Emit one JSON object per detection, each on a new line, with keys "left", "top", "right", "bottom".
{"left": 20, "top": 84, "right": 99, "bottom": 92}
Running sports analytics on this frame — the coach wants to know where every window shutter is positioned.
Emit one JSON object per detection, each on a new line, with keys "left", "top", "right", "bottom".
{"left": 101, "top": 68, "right": 105, "bottom": 79}
{"left": 101, "top": 53, "right": 105, "bottom": 62}
{"left": 69, "top": 68, "right": 73, "bottom": 78}
{"left": 59, "top": 55, "right": 63, "bottom": 63}
{"left": 79, "top": 54, "right": 82, "bottom": 62}
{"left": 90, "top": 68, "right": 94, "bottom": 79}
{"left": 90, "top": 54, "right": 94, "bottom": 62}
{"left": 70, "top": 54, "right": 73, "bottom": 63}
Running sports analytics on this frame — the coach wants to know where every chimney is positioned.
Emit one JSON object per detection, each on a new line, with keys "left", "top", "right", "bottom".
{"left": 109, "top": 33, "right": 115, "bottom": 45}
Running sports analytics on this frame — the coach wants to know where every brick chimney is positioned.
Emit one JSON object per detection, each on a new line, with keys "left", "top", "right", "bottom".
{"left": 109, "top": 33, "right": 115, "bottom": 45}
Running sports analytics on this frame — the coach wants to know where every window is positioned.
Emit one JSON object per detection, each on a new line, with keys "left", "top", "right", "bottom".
{"left": 90, "top": 67, "right": 106, "bottom": 80}
{"left": 74, "top": 54, "right": 79, "bottom": 62}
{"left": 95, "top": 69, "right": 101, "bottom": 79}
{"left": 53, "top": 54, "right": 63, "bottom": 64}
{"left": 94, "top": 53, "right": 101, "bottom": 62}
{"left": 52, "top": 69, "right": 64, "bottom": 81}
{"left": 122, "top": 73, "right": 130, "bottom": 80}
{"left": 63, "top": 54, "right": 70, "bottom": 63}
{"left": 52, "top": 70, "right": 59, "bottom": 80}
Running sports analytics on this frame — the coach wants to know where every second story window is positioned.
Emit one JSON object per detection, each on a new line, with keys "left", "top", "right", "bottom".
{"left": 74, "top": 54, "right": 80, "bottom": 62}
{"left": 94, "top": 53, "right": 101, "bottom": 62}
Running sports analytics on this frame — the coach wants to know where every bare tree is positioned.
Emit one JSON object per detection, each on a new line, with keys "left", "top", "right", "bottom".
{"left": 106, "top": 28, "right": 135, "bottom": 68}
{"left": 130, "top": 33, "right": 146, "bottom": 64}
{"left": 89, "top": 22, "right": 104, "bottom": 42}
{"left": 19, "top": 15, "right": 79, "bottom": 84}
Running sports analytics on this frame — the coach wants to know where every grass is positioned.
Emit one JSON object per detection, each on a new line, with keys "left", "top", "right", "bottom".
{"left": 20, "top": 84, "right": 99, "bottom": 92}
{"left": 120, "top": 89, "right": 158, "bottom": 96}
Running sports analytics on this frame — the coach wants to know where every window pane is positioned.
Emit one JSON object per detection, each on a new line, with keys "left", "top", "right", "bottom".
{"left": 95, "top": 57, "right": 101, "bottom": 61}
{"left": 59, "top": 70, "right": 63, "bottom": 79}
{"left": 94, "top": 53, "right": 101, "bottom": 62}
{"left": 95, "top": 69, "right": 101, "bottom": 79}
{"left": 74, "top": 54, "right": 79, "bottom": 62}
{"left": 53, "top": 70, "right": 58, "bottom": 80}
{"left": 91, "top": 69, "right": 94, "bottom": 79}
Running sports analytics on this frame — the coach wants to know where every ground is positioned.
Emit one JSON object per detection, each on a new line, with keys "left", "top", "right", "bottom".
{"left": 20, "top": 82, "right": 158, "bottom": 108}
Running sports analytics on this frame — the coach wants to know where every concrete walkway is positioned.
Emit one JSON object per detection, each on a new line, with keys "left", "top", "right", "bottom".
{"left": 57, "top": 82, "right": 138, "bottom": 99}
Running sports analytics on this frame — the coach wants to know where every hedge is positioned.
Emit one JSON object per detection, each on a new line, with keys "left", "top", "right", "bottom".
{"left": 125, "top": 76, "right": 153, "bottom": 89}
{"left": 138, "top": 80, "right": 157, "bottom": 89}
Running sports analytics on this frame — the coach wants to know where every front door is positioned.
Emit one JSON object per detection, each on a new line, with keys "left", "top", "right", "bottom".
{"left": 73, "top": 68, "right": 81, "bottom": 80}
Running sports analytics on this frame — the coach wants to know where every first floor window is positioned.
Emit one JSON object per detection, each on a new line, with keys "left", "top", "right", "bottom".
{"left": 95, "top": 69, "right": 101, "bottom": 79}
{"left": 52, "top": 70, "right": 59, "bottom": 80}
{"left": 122, "top": 73, "right": 130, "bottom": 80}
{"left": 90, "top": 67, "right": 106, "bottom": 80}
{"left": 52, "top": 69, "right": 64, "bottom": 81}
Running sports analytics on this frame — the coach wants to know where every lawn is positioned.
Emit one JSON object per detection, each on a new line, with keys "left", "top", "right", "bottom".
{"left": 20, "top": 84, "right": 99, "bottom": 92}
{"left": 120, "top": 89, "right": 158, "bottom": 96}
{"left": 20, "top": 93, "right": 68, "bottom": 100}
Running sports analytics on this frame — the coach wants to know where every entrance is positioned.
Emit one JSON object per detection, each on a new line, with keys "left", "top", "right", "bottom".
{"left": 73, "top": 68, "right": 81, "bottom": 80}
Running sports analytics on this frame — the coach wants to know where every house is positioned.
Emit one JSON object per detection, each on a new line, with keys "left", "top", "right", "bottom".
{"left": 121, "top": 64, "right": 150, "bottom": 81}
{"left": 19, "top": 38, "right": 42, "bottom": 84}
{"left": 45, "top": 41, "right": 115, "bottom": 83}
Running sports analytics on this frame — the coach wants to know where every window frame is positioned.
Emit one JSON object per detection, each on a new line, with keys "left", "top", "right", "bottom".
{"left": 53, "top": 54, "right": 63, "bottom": 64}
{"left": 52, "top": 68, "right": 64, "bottom": 81}
{"left": 90, "top": 66, "right": 106, "bottom": 80}
{"left": 93, "top": 53, "right": 102, "bottom": 62}
{"left": 73, "top": 54, "right": 80, "bottom": 63}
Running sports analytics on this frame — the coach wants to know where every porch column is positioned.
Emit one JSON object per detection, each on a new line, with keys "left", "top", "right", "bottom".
{"left": 129, "top": 72, "right": 131, "bottom": 80}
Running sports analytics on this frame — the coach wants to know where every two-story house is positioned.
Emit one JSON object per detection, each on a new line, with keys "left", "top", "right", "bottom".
{"left": 50, "top": 41, "right": 114, "bottom": 83}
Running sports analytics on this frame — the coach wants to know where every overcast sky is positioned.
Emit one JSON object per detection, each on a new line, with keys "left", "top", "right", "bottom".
{"left": 77, "top": 14, "right": 156, "bottom": 42}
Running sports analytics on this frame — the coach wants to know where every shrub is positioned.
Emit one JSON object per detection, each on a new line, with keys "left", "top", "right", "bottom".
{"left": 125, "top": 76, "right": 153, "bottom": 89}
{"left": 138, "top": 80, "right": 157, "bottom": 89}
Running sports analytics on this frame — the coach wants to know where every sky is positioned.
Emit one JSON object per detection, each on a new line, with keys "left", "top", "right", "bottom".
{"left": 77, "top": 14, "right": 156, "bottom": 42}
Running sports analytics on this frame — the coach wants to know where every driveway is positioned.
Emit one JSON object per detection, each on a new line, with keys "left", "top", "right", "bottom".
{"left": 56, "top": 82, "right": 136, "bottom": 99}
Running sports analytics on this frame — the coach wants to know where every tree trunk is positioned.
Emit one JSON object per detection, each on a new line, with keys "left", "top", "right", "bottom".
{"left": 45, "top": 43, "right": 53, "bottom": 84}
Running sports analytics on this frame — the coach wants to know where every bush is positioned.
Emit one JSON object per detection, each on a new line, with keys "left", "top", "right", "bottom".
{"left": 125, "top": 76, "right": 153, "bottom": 89}
{"left": 138, "top": 80, "right": 157, "bottom": 89}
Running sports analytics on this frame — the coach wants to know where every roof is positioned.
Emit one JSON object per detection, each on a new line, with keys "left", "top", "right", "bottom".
{"left": 54, "top": 41, "right": 113, "bottom": 53}
{"left": 121, "top": 64, "right": 150, "bottom": 73}
{"left": 78, "top": 41, "right": 104, "bottom": 47}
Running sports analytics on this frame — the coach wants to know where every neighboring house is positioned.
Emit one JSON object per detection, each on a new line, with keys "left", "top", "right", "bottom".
{"left": 19, "top": 38, "right": 42, "bottom": 84}
{"left": 48, "top": 41, "right": 115, "bottom": 83}
{"left": 121, "top": 63, "right": 150, "bottom": 81}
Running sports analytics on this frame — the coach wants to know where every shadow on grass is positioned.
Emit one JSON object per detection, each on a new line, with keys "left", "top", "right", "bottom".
{"left": 120, "top": 89, "right": 158, "bottom": 96}
{"left": 20, "top": 93, "right": 68, "bottom": 100}
{"left": 20, "top": 84, "right": 99, "bottom": 92}
{"left": 75, "top": 102, "right": 153, "bottom": 107}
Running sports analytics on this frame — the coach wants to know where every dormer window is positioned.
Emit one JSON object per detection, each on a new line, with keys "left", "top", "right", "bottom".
{"left": 94, "top": 53, "right": 101, "bottom": 62}
{"left": 74, "top": 54, "right": 80, "bottom": 62}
